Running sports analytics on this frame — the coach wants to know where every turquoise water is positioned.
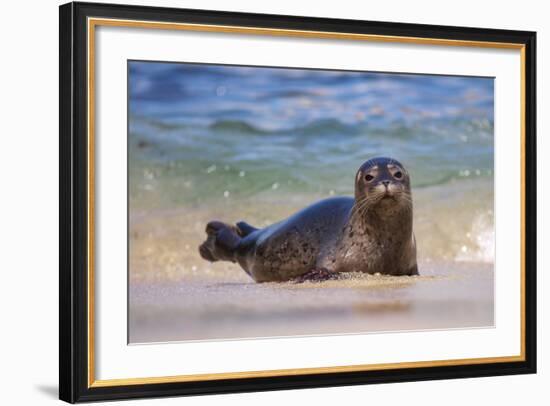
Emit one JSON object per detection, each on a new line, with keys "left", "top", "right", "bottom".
{"left": 128, "top": 61, "right": 494, "bottom": 263}
{"left": 128, "top": 61, "right": 493, "bottom": 209}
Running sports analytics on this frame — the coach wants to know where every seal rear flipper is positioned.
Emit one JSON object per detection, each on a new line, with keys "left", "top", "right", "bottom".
{"left": 199, "top": 221, "right": 242, "bottom": 263}
{"left": 236, "top": 221, "right": 258, "bottom": 236}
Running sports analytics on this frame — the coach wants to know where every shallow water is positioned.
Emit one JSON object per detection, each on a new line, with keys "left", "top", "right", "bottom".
{"left": 128, "top": 61, "right": 494, "bottom": 342}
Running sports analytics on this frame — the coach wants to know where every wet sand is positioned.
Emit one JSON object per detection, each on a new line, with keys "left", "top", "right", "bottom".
{"left": 129, "top": 198, "right": 494, "bottom": 343}
{"left": 129, "top": 261, "right": 493, "bottom": 343}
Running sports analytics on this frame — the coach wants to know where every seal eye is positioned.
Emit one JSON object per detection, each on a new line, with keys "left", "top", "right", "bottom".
{"left": 365, "top": 174, "right": 374, "bottom": 182}
{"left": 393, "top": 171, "right": 403, "bottom": 179}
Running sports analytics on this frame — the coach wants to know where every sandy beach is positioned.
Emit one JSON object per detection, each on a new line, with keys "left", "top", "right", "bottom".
{"left": 129, "top": 258, "right": 493, "bottom": 343}
{"left": 128, "top": 191, "right": 494, "bottom": 343}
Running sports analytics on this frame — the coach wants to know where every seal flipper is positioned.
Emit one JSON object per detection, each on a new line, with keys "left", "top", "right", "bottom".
{"left": 407, "top": 264, "right": 419, "bottom": 276}
{"left": 292, "top": 268, "right": 339, "bottom": 283}
{"left": 236, "top": 221, "right": 258, "bottom": 237}
{"left": 199, "top": 221, "right": 242, "bottom": 263}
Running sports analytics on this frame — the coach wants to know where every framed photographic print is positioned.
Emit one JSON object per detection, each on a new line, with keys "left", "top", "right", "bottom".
{"left": 59, "top": 1, "right": 537, "bottom": 403}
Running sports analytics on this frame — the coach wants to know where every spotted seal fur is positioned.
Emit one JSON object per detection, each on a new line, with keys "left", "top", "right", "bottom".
{"left": 199, "top": 157, "right": 418, "bottom": 282}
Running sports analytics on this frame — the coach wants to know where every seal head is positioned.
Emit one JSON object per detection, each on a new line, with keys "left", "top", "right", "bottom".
{"left": 355, "top": 157, "right": 412, "bottom": 214}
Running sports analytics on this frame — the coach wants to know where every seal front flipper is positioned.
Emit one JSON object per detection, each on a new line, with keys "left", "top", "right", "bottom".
{"left": 292, "top": 268, "right": 338, "bottom": 283}
{"left": 407, "top": 264, "right": 419, "bottom": 276}
{"left": 236, "top": 221, "right": 258, "bottom": 237}
{"left": 199, "top": 221, "right": 242, "bottom": 263}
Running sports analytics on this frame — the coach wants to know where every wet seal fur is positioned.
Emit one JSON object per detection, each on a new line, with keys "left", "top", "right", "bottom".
{"left": 199, "top": 157, "right": 418, "bottom": 282}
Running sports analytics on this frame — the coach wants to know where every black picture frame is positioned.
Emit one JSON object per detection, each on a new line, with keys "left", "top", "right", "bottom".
{"left": 59, "top": 1, "right": 537, "bottom": 403}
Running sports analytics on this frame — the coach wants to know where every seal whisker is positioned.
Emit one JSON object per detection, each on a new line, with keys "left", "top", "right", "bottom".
{"left": 350, "top": 198, "right": 371, "bottom": 222}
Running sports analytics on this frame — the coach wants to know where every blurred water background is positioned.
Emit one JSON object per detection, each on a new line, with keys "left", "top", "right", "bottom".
{"left": 128, "top": 61, "right": 494, "bottom": 343}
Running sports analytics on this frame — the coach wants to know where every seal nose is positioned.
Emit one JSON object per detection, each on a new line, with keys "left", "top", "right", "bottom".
{"left": 381, "top": 180, "right": 390, "bottom": 188}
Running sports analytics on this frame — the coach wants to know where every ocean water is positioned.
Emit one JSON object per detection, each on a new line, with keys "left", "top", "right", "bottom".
{"left": 128, "top": 61, "right": 494, "bottom": 271}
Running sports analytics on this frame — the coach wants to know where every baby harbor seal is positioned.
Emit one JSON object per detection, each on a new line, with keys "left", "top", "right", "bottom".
{"left": 199, "top": 157, "right": 418, "bottom": 282}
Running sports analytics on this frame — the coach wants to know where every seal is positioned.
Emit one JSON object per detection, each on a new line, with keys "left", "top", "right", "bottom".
{"left": 199, "top": 157, "right": 418, "bottom": 282}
